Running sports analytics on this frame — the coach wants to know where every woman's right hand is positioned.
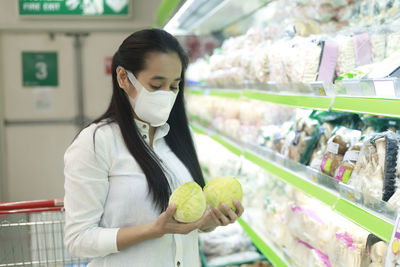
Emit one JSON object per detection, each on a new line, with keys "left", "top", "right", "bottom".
{"left": 152, "top": 203, "right": 210, "bottom": 237}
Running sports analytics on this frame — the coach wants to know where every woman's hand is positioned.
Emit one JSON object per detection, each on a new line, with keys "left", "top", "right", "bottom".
{"left": 153, "top": 203, "right": 211, "bottom": 237}
{"left": 199, "top": 200, "right": 244, "bottom": 232}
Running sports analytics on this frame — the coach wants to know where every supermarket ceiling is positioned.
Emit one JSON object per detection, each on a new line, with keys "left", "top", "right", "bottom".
{"left": 0, "top": 0, "right": 164, "bottom": 32}
{"left": 163, "top": 0, "right": 271, "bottom": 35}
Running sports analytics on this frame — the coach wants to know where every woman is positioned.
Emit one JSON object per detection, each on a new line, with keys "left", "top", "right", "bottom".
{"left": 64, "top": 29, "right": 244, "bottom": 267}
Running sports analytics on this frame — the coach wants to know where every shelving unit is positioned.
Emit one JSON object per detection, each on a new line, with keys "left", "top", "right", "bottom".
{"left": 191, "top": 121, "right": 396, "bottom": 240}
{"left": 332, "top": 96, "right": 400, "bottom": 118}
{"left": 189, "top": 84, "right": 400, "bottom": 264}
{"left": 242, "top": 90, "right": 333, "bottom": 111}
{"left": 188, "top": 86, "right": 400, "bottom": 118}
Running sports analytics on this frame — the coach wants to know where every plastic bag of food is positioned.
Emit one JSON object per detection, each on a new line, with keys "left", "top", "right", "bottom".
{"left": 327, "top": 220, "right": 370, "bottom": 267}
{"left": 320, "top": 128, "right": 361, "bottom": 177}
{"left": 282, "top": 118, "right": 318, "bottom": 162}
{"left": 309, "top": 123, "right": 334, "bottom": 169}
{"left": 285, "top": 202, "right": 336, "bottom": 253}
{"left": 334, "top": 143, "right": 362, "bottom": 183}
{"left": 349, "top": 131, "right": 400, "bottom": 202}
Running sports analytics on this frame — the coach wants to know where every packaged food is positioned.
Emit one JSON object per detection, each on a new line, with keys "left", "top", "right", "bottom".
{"left": 334, "top": 143, "right": 362, "bottom": 183}
{"left": 349, "top": 131, "right": 400, "bottom": 202}
{"left": 320, "top": 128, "right": 361, "bottom": 177}
{"left": 309, "top": 123, "right": 334, "bottom": 169}
{"left": 320, "top": 135, "right": 349, "bottom": 176}
{"left": 282, "top": 118, "right": 318, "bottom": 162}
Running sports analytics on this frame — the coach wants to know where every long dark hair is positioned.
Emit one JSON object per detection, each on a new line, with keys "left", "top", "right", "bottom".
{"left": 92, "top": 29, "right": 205, "bottom": 212}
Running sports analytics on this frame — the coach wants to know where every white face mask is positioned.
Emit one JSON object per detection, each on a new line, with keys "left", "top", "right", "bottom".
{"left": 124, "top": 70, "right": 179, "bottom": 127}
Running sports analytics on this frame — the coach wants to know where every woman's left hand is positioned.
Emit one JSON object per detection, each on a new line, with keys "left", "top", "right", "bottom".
{"left": 199, "top": 200, "right": 244, "bottom": 232}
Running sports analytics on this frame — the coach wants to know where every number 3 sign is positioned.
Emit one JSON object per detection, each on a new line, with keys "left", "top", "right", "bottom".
{"left": 22, "top": 52, "right": 58, "bottom": 87}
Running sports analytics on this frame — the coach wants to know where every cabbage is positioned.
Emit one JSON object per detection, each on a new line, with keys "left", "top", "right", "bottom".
{"left": 169, "top": 181, "right": 206, "bottom": 223}
{"left": 203, "top": 176, "right": 243, "bottom": 214}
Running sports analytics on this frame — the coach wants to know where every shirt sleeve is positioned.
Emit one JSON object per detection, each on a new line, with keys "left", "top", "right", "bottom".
{"left": 64, "top": 124, "right": 119, "bottom": 258}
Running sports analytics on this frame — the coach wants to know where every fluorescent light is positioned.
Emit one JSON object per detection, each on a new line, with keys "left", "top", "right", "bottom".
{"left": 164, "top": 0, "right": 195, "bottom": 34}
{"left": 164, "top": 0, "right": 226, "bottom": 35}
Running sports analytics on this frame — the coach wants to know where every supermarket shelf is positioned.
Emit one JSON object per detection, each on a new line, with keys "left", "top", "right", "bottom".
{"left": 188, "top": 87, "right": 400, "bottom": 118}
{"left": 334, "top": 198, "right": 394, "bottom": 243}
{"left": 242, "top": 90, "right": 333, "bottom": 110}
{"left": 189, "top": 88, "right": 243, "bottom": 99}
{"left": 192, "top": 124, "right": 395, "bottom": 242}
{"left": 188, "top": 88, "right": 332, "bottom": 110}
{"left": 238, "top": 218, "right": 291, "bottom": 267}
{"left": 243, "top": 151, "right": 337, "bottom": 207}
{"left": 332, "top": 96, "right": 400, "bottom": 118}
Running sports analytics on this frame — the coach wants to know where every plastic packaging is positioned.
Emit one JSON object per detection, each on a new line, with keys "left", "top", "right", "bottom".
{"left": 334, "top": 143, "right": 362, "bottom": 183}
{"left": 349, "top": 131, "right": 400, "bottom": 203}
{"left": 320, "top": 128, "right": 361, "bottom": 177}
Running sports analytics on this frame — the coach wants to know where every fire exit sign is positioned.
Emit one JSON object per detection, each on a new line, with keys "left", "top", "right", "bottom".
{"left": 22, "top": 52, "right": 58, "bottom": 87}
{"left": 19, "top": 0, "right": 129, "bottom": 16}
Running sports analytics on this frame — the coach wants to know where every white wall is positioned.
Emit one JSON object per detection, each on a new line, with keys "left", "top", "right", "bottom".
{"left": 0, "top": 0, "right": 164, "bottom": 201}
{"left": 82, "top": 32, "right": 128, "bottom": 119}
{"left": 2, "top": 33, "right": 77, "bottom": 120}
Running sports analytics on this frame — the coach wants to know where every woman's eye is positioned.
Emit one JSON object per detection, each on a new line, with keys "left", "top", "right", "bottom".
{"left": 150, "top": 85, "right": 162, "bottom": 90}
{"left": 170, "top": 86, "right": 179, "bottom": 90}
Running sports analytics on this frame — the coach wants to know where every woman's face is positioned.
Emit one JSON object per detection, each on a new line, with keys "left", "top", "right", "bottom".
{"left": 117, "top": 52, "right": 182, "bottom": 99}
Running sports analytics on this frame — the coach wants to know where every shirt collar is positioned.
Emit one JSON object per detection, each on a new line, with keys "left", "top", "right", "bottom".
{"left": 134, "top": 119, "right": 170, "bottom": 143}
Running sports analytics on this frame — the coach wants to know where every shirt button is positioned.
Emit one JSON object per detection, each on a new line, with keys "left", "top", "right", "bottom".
{"left": 143, "top": 135, "right": 147, "bottom": 139}
{"left": 177, "top": 261, "right": 181, "bottom": 267}
{"left": 142, "top": 124, "right": 147, "bottom": 129}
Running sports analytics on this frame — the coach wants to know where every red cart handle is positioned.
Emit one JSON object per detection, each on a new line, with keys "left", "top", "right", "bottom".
{"left": 0, "top": 207, "right": 63, "bottom": 215}
{"left": 0, "top": 198, "right": 64, "bottom": 213}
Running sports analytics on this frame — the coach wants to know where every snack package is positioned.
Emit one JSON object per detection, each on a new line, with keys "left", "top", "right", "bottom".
{"left": 285, "top": 202, "right": 336, "bottom": 253}
{"left": 282, "top": 118, "right": 319, "bottom": 162}
{"left": 287, "top": 238, "right": 332, "bottom": 267}
{"left": 320, "top": 128, "right": 361, "bottom": 177}
{"left": 369, "top": 241, "right": 388, "bottom": 265}
{"left": 349, "top": 131, "right": 400, "bottom": 203}
{"left": 334, "top": 143, "right": 362, "bottom": 183}
{"left": 309, "top": 123, "right": 334, "bottom": 169}
{"left": 327, "top": 219, "right": 370, "bottom": 267}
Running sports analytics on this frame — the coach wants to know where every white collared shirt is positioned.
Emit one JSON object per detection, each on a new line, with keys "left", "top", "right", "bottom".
{"left": 64, "top": 119, "right": 200, "bottom": 267}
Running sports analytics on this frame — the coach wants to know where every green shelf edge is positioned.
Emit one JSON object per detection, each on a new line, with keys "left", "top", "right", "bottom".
{"left": 191, "top": 124, "right": 206, "bottom": 135}
{"left": 332, "top": 96, "right": 400, "bottom": 118}
{"left": 238, "top": 218, "right": 289, "bottom": 267}
{"left": 210, "top": 135, "right": 243, "bottom": 156}
{"left": 242, "top": 90, "right": 332, "bottom": 110}
{"left": 209, "top": 90, "right": 242, "bottom": 99}
{"left": 244, "top": 151, "right": 337, "bottom": 207}
{"left": 334, "top": 199, "right": 393, "bottom": 242}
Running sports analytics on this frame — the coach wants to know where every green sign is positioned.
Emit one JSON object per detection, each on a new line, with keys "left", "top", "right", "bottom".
{"left": 22, "top": 52, "right": 58, "bottom": 87}
{"left": 19, "top": 0, "right": 129, "bottom": 16}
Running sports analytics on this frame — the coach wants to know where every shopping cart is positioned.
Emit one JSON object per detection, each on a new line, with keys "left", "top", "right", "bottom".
{"left": 0, "top": 199, "right": 89, "bottom": 267}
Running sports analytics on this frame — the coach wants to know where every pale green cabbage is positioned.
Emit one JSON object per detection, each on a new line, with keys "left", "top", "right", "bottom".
{"left": 169, "top": 181, "right": 206, "bottom": 223}
{"left": 203, "top": 176, "right": 243, "bottom": 214}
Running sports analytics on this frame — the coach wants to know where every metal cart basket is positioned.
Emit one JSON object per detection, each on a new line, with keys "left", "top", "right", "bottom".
{"left": 0, "top": 199, "right": 89, "bottom": 267}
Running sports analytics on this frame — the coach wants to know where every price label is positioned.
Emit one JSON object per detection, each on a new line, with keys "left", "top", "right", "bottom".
{"left": 346, "top": 191, "right": 355, "bottom": 202}
{"left": 374, "top": 80, "right": 396, "bottom": 98}
{"left": 344, "top": 81, "right": 363, "bottom": 96}
{"left": 267, "top": 81, "right": 278, "bottom": 92}
{"left": 312, "top": 175, "right": 317, "bottom": 183}
{"left": 386, "top": 214, "right": 400, "bottom": 266}
{"left": 310, "top": 82, "right": 326, "bottom": 96}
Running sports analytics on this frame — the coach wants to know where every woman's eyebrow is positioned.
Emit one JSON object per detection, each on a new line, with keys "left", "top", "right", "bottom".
{"left": 151, "top": 76, "right": 181, "bottom": 81}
